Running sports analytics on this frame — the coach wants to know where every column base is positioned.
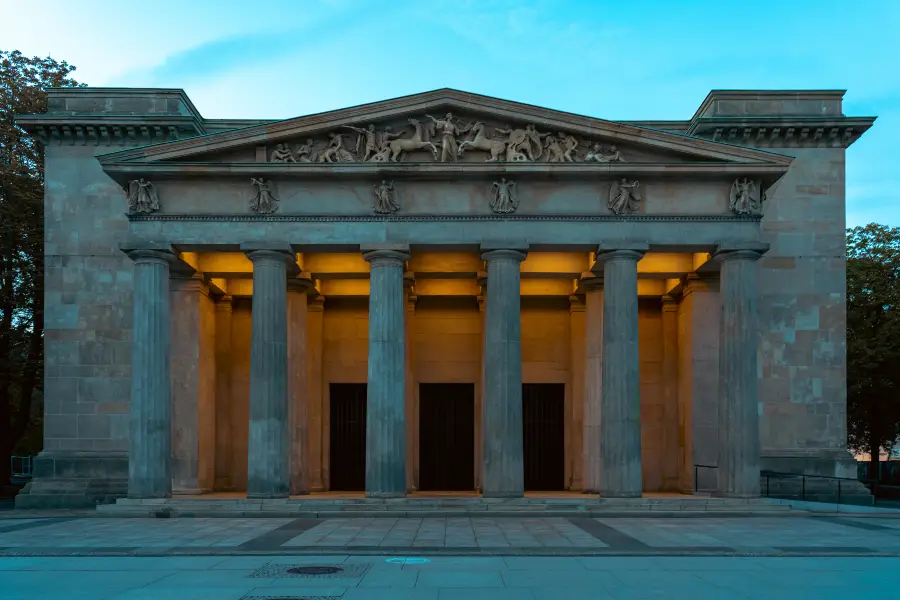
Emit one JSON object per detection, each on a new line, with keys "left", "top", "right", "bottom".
{"left": 246, "top": 491, "right": 290, "bottom": 499}
{"left": 172, "top": 487, "right": 208, "bottom": 496}
{"left": 14, "top": 451, "right": 128, "bottom": 509}
{"left": 599, "top": 491, "right": 642, "bottom": 498}
{"left": 366, "top": 491, "right": 407, "bottom": 499}
{"left": 481, "top": 491, "right": 524, "bottom": 499}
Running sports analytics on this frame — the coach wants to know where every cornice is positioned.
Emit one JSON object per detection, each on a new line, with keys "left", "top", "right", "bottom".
{"left": 128, "top": 213, "right": 762, "bottom": 223}
{"left": 15, "top": 115, "right": 205, "bottom": 147}
{"left": 691, "top": 89, "right": 847, "bottom": 121}
{"left": 688, "top": 116, "right": 876, "bottom": 148}
{"left": 99, "top": 161, "right": 790, "bottom": 185}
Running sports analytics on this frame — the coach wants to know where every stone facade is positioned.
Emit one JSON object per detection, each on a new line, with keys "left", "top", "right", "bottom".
{"left": 14, "top": 87, "right": 874, "bottom": 507}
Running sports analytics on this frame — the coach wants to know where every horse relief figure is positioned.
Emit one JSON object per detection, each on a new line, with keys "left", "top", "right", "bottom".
{"left": 490, "top": 178, "right": 519, "bottom": 214}
{"left": 608, "top": 178, "right": 641, "bottom": 215}
{"left": 387, "top": 119, "right": 439, "bottom": 162}
{"left": 456, "top": 122, "right": 507, "bottom": 162}
{"left": 320, "top": 133, "right": 356, "bottom": 163}
{"left": 249, "top": 177, "right": 279, "bottom": 214}
{"left": 126, "top": 178, "right": 160, "bottom": 214}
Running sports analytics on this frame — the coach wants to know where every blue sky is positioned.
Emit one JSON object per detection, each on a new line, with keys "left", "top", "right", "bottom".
{"left": 1, "top": 0, "right": 897, "bottom": 227}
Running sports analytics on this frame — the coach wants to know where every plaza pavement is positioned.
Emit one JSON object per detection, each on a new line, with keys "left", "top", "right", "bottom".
{"left": 1, "top": 514, "right": 900, "bottom": 598}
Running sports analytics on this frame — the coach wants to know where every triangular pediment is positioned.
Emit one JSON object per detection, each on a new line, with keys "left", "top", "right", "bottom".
{"left": 97, "top": 89, "right": 793, "bottom": 168}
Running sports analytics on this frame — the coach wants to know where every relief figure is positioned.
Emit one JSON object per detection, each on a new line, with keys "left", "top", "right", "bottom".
{"left": 490, "top": 178, "right": 519, "bottom": 214}
{"left": 270, "top": 143, "right": 295, "bottom": 162}
{"left": 372, "top": 180, "right": 400, "bottom": 214}
{"left": 586, "top": 143, "right": 626, "bottom": 163}
{"left": 249, "top": 177, "right": 279, "bottom": 214}
{"left": 425, "top": 112, "right": 472, "bottom": 162}
{"left": 608, "top": 178, "right": 641, "bottom": 215}
{"left": 457, "top": 122, "right": 507, "bottom": 162}
{"left": 730, "top": 177, "right": 759, "bottom": 215}
{"left": 320, "top": 133, "right": 356, "bottom": 163}
{"left": 387, "top": 119, "right": 439, "bottom": 162}
{"left": 126, "top": 178, "right": 160, "bottom": 214}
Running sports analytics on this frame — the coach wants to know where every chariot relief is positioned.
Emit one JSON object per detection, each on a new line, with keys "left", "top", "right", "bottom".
{"left": 263, "top": 114, "right": 629, "bottom": 165}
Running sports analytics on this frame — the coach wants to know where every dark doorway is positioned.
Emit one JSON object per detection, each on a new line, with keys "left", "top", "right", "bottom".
{"left": 419, "top": 383, "right": 475, "bottom": 491}
{"left": 523, "top": 383, "right": 565, "bottom": 491}
{"left": 329, "top": 383, "right": 367, "bottom": 491}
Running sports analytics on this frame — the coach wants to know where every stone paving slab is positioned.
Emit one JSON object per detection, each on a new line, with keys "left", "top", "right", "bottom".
{"left": 3, "top": 515, "right": 900, "bottom": 558}
{"left": 1, "top": 554, "right": 900, "bottom": 600}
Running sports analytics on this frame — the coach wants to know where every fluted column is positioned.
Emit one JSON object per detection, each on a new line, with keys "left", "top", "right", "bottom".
{"left": 214, "top": 296, "right": 233, "bottom": 491}
{"left": 363, "top": 247, "right": 410, "bottom": 498}
{"left": 596, "top": 245, "right": 646, "bottom": 498}
{"left": 288, "top": 275, "right": 313, "bottom": 495}
{"left": 581, "top": 273, "right": 604, "bottom": 493}
{"left": 481, "top": 247, "right": 527, "bottom": 498}
{"left": 404, "top": 278, "right": 417, "bottom": 492}
{"left": 306, "top": 297, "right": 325, "bottom": 491}
{"left": 660, "top": 294, "right": 680, "bottom": 490}
{"left": 125, "top": 247, "right": 176, "bottom": 499}
{"left": 568, "top": 294, "right": 585, "bottom": 491}
{"left": 715, "top": 245, "right": 767, "bottom": 497}
{"left": 245, "top": 247, "right": 294, "bottom": 498}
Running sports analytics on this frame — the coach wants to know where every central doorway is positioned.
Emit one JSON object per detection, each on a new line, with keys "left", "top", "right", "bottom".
{"left": 523, "top": 383, "right": 565, "bottom": 491}
{"left": 418, "top": 383, "right": 475, "bottom": 491}
{"left": 329, "top": 383, "right": 367, "bottom": 491}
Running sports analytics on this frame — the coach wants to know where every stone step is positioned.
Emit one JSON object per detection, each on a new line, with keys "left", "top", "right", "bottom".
{"left": 96, "top": 497, "right": 796, "bottom": 517}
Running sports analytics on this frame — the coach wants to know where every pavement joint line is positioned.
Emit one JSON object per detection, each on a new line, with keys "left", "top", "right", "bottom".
{"left": 0, "top": 517, "right": 80, "bottom": 534}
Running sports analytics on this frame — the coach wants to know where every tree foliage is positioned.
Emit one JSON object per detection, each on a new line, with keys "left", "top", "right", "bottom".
{"left": 0, "top": 50, "right": 84, "bottom": 487}
{"left": 846, "top": 223, "right": 900, "bottom": 479}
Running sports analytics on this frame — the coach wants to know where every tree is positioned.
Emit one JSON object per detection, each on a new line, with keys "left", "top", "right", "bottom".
{"left": 846, "top": 223, "right": 900, "bottom": 482}
{"left": 0, "top": 50, "right": 84, "bottom": 488}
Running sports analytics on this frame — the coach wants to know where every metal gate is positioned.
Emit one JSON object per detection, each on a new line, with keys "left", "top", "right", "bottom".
{"left": 419, "top": 383, "right": 475, "bottom": 491}
{"left": 523, "top": 383, "right": 565, "bottom": 491}
{"left": 329, "top": 383, "right": 367, "bottom": 491}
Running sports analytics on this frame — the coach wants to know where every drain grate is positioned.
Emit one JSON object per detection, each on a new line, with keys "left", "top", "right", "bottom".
{"left": 240, "top": 596, "right": 342, "bottom": 600}
{"left": 248, "top": 562, "right": 370, "bottom": 579}
{"left": 286, "top": 566, "right": 343, "bottom": 576}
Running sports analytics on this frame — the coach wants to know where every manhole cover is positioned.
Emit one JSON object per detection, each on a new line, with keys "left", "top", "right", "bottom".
{"left": 285, "top": 566, "right": 344, "bottom": 576}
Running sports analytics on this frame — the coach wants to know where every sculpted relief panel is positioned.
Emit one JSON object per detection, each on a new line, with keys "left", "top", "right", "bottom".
{"left": 266, "top": 112, "right": 629, "bottom": 164}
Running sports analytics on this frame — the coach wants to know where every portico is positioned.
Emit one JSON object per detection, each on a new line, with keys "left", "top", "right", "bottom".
{"left": 15, "top": 86, "right": 876, "bottom": 508}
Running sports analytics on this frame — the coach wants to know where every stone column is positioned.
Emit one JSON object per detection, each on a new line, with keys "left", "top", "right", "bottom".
{"left": 581, "top": 273, "right": 604, "bottom": 493}
{"left": 125, "top": 247, "right": 176, "bottom": 499}
{"left": 715, "top": 245, "right": 767, "bottom": 497}
{"left": 475, "top": 273, "right": 487, "bottom": 491}
{"left": 568, "top": 294, "right": 586, "bottom": 491}
{"left": 214, "top": 296, "right": 233, "bottom": 491}
{"left": 596, "top": 245, "right": 647, "bottom": 498}
{"left": 288, "top": 275, "right": 313, "bottom": 495}
{"left": 660, "top": 295, "right": 680, "bottom": 490}
{"left": 481, "top": 247, "right": 527, "bottom": 498}
{"left": 306, "top": 297, "right": 325, "bottom": 491}
{"left": 170, "top": 273, "right": 215, "bottom": 494}
{"left": 404, "top": 278, "right": 417, "bottom": 492}
{"left": 244, "top": 246, "right": 295, "bottom": 498}
{"left": 363, "top": 247, "right": 410, "bottom": 497}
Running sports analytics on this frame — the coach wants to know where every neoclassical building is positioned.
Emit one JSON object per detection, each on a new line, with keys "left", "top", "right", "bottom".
{"left": 15, "top": 87, "right": 874, "bottom": 507}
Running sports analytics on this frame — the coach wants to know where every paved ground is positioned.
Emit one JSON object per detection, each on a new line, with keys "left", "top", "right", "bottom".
{"left": 1, "top": 554, "right": 899, "bottom": 599}
{"left": 2, "top": 515, "right": 900, "bottom": 598}
{"left": 2, "top": 515, "right": 900, "bottom": 555}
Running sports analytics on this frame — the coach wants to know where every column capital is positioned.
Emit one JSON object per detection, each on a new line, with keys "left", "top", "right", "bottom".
{"left": 308, "top": 296, "right": 325, "bottom": 312}
{"left": 569, "top": 295, "right": 586, "bottom": 313}
{"left": 363, "top": 248, "right": 410, "bottom": 265}
{"left": 215, "top": 295, "right": 234, "bottom": 312}
{"left": 714, "top": 242, "right": 769, "bottom": 262}
{"left": 481, "top": 249, "right": 527, "bottom": 263}
{"left": 580, "top": 272, "right": 604, "bottom": 292}
{"left": 594, "top": 244, "right": 648, "bottom": 266}
{"left": 122, "top": 247, "right": 177, "bottom": 266}
{"left": 661, "top": 294, "right": 678, "bottom": 312}
{"left": 244, "top": 248, "right": 296, "bottom": 267}
{"left": 287, "top": 272, "right": 316, "bottom": 293}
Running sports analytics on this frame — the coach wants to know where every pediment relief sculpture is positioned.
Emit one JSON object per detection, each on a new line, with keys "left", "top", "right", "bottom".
{"left": 264, "top": 114, "right": 629, "bottom": 165}
{"left": 608, "top": 178, "right": 641, "bottom": 215}
{"left": 729, "top": 177, "right": 764, "bottom": 216}
{"left": 125, "top": 178, "right": 160, "bottom": 215}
